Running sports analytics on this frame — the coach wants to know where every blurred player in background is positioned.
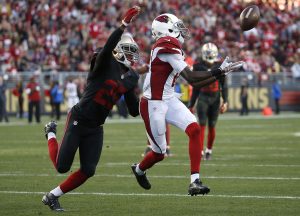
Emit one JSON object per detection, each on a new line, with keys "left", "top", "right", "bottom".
{"left": 240, "top": 77, "right": 249, "bottom": 116}
{"left": 65, "top": 77, "right": 79, "bottom": 112}
{"left": 42, "top": 6, "right": 141, "bottom": 211}
{"left": 272, "top": 78, "right": 282, "bottom": 115}
{"left": 12, "top": 80, "right": 24, "bottom": 119}
{"left": 131, "top": 13, "right": 244, "bottom": 196}
{"left": 26, "top": 76, "right": 41, "bottom": 123}
{"left": 188, "top": 43, "right": 228, "bottom": 160}
{"left": 0, "top": 75, "right": 9, "bottom": 123}
{"left": 50, "top": 81, "right": 64, "bottom": 121}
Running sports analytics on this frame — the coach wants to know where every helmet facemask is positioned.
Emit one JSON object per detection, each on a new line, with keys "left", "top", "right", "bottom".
{"left": 113, "top": 35, "right": 139, "bottom": 67}
{"left": 173, "top": 20, "right": 190, "bottom": 43}
{"left": 201, "top": 43, "right": 218, "bottom": 65}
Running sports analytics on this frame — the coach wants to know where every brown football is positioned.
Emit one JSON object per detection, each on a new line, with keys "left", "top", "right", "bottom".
{"left": 239, "top": 5, "right": 260, "bottom": 31}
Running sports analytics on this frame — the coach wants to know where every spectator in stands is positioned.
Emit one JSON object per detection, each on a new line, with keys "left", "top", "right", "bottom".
{"left": 0, "top": 0, "right": 298, "bottom": 77}
{"left": 25, "top": 76, "right": 41, "bottom": 123}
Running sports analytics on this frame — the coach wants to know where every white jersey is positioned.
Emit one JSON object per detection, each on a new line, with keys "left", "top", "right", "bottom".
{"left": 143, "top": 36, "right": 187, "bottom": 100}
{"left": 66, "top": 82, "right": 78, "bottom": 98}
{"left": 66, "top": 82, "right": 79, "bottom": 110}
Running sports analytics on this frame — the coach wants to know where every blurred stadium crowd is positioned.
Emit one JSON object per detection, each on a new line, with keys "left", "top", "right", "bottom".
{"left": 0, "top": 0, "right": 299, "bottom": 78}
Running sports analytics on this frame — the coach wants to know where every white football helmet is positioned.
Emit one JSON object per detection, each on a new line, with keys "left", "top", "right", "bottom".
{"left": 201, "top": 43, "right": 219, "bottom": 64}
{"left": 151, "top": 13, "right": 190, "bottom": 44}
{"left": 113, "top": 33, "right": 139, "bottom": 67}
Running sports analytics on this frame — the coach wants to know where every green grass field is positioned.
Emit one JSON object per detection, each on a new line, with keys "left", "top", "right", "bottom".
{"left": 0, "top": 113, "right": 300, "bottom": 216}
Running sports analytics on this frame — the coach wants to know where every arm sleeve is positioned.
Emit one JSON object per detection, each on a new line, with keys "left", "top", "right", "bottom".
{"left": 188, "top": 87, "right": 200, "bottom": 108}
{"left": 92, "top": 27, "right": 124, "bottom": 74}
{"left": 220, "top": 76, "right": 228, "bottom": 103}
{"left": 158, "top": 54, "right": 187, "bottom": 74}
{"left": 124, "top": 88, "right": 140, "bottom": 117}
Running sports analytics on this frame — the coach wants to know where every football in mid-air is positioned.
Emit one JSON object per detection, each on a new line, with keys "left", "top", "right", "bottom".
{"left": 239, "top": 5, "right": 260, "bottom": 31}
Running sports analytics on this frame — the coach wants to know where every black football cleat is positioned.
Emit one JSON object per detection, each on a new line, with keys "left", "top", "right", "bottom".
{"left": 131, "top": 164, "right": 151, "bottom": 190}
{"left": 205, "top": 152, "right": 212, "bottom": 160}
{"left": 42, "top": 192, "right": 64, "bottom": 211}
{"left": 44, "top": 121, "right": 57, "bottom": 139}
{"left": 188, "top": 179, "right": 210, "bottom": 196}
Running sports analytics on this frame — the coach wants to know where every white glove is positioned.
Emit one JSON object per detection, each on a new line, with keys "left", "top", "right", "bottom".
{"left": 220, "top": 56, "right": 245, "bottom": 75}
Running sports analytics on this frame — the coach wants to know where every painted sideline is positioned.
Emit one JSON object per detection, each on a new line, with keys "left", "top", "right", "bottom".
{"left": 0, "top": 173, "right": 299, "bottom": 180}
{"left": 0, "top": 190, "right": 299, "bottom": 200}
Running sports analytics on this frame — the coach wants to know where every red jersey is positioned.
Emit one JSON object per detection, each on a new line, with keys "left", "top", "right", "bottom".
{"left": 26, "top": 82, "right": 40, "bottom": 101}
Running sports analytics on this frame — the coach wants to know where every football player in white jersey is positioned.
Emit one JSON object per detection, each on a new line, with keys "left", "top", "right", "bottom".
{"left": 65, "top": 78, "right": 79, "bottom": 112}
{"left": 131, "top": 13, "right": 244, "bottom": 196}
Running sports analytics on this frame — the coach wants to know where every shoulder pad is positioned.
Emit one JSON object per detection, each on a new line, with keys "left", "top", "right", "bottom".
{"left": 153, "top": 36, "right": 182, "bottom": 55}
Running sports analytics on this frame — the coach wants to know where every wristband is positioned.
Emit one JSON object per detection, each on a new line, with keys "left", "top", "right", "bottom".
{"left": 122, "top": 20, "right": 128, "bottom": 26}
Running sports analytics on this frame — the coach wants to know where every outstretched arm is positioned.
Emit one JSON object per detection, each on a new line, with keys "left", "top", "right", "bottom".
{"left": 181, "top": 66, "right": 219, "bottom": 88}
{"left": 92, "top": 6, "right": 141, "bottom": 73}
{"left": 181, "top": 57, "right": 244, "bottom": 88}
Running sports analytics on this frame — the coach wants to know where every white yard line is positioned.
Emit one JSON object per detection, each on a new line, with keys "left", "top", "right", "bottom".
{"left": 0, "top": 113, "right": 300, "bottom": 127}
{"left": 0, "top": 173, "right": 299, "bottom": 180}
{"left": 294, "top": 132, "right": 300, "bottom": 137}
{"left": 0, "top": 190, "right": 299, "bottom": 200}
{"left": 105, "top": 162, "right": 300, "bottom": 168}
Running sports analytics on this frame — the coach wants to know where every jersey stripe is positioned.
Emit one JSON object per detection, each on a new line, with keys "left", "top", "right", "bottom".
{"left": 150, "top": 57, "right": 173, "bottom": 100}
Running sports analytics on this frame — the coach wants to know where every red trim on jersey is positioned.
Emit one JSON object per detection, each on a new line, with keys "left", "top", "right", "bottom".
{"left": 150, "top": 56, "right": 173, "bottom": 100}
{"left": 140, "top": 97, "right": 161, "bottom": 152}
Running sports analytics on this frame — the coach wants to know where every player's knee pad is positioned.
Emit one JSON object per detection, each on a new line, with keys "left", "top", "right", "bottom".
{"left": 81, "top": 165, "right": 96, "bottom": 178}
{"left": 185, "top": 122, "right": 201, "bottom": 138}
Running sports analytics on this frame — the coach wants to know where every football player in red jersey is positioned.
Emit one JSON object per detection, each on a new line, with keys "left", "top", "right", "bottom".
{"left": 189, "top": 43, "right": 228, "bottom": 160}
{"left": 25, "top": 76, "right": 41, "bottom": 123}
{"left": 131, "top": 13, "right": 244, "bottom": 196}
{"left": 42, "top": 6, "right": 141, "bottom": 211}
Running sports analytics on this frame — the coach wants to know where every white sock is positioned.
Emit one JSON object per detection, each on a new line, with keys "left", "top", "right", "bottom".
{"left": 47, "top": 132, "right": 56, "bottom": 140}
{"left": 135, "top": 164, "right": 145, "bottom": 176}
{"left": 191, "top": 173, "right": 200, "bottom": 183}
{"left": 205, "top": 148, "right": 212, "bottom": 154}
{"left": 50, "top": 186, "right": 64, "bottom": 197}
